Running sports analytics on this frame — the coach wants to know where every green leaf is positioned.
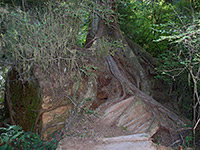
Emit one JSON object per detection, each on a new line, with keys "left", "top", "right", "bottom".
{"left": 9, "top": 131, "right": 24, "bottom": 143}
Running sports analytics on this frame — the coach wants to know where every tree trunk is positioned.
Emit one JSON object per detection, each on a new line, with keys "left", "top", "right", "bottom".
{"left": 85, "top": 0, "right": 152, "bottom": 95}
{"left": 58, "top": 1, "right": 189, "bottom": 144}
{"left": 79, "top": 0, "right": 187, "bottom": 135}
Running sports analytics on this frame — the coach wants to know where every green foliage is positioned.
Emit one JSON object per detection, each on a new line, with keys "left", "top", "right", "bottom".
{"left": 0, "top": 124, "right": 57, "bottom": 150}
{"left": 84, "top": 108, "right": 94, "bottom": 114}
{"left": 118, "top": 0, "right": 199, "bottom": 58}
{"left": 0, "top": 1, "right": 92, "bottom": 141}
{"left": 155, "top": 11, "right": 200, "bottom": 83}
{"left": 0, "top": 1, "right": 89, "bottom": 82}
{"left": 118, "top": 0, "right": 174, "bottom": 57}
{"left": 1, "top": 0, "right": 48, "bottom": 9}
{"left": 80, "top": 65, "right": 99, "bottom": 77}
{"left": 0, "top": 0, "right": 123, "bottom": 81}
{"left": 95, "top": 38, "right": 125, "bottom": 59}
{"left": 155, "top": 51, "right": 185, "bottom": 82}
{"left": 185, "top": 135, "right": 193, "bottom": 147}
{"left": 118, "top": 0, "right": 200, "bottom": 121}
{"left": 154, "top": 1, "right": 200, "bottom": 127}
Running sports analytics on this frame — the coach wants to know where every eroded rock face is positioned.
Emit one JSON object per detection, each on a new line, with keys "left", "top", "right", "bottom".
{"left": 56, "top": 94, "right": 187, "bottom": 150}
{"left": 37, "top": 69, "right": 100, "bottom": 139}
{"left": 102, "top": 97, "right": 159, "bottom": 136}
{"left": 101, "top": 96, "right": 186, "bottom": 137}
{"left": 5, "top": 68, "right": 75, "bottom": 138}
{"left": 5, "top": 64, "right": 118, "bottom": 139}
{"left": 41, "top": 100, "right": 72, "bottom": 139}
{"left": 39, "top": 63, "right": 125, "bottom": 139}
{"left": 4, "top": 50, "right": 189, "bottom": 144}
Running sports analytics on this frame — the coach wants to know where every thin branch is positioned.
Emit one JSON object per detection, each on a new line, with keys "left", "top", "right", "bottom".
{"left": 21, "top": 0, "right": 25, "bottom": 11}
{"left": 194, "top": 118, "right": 200, "bottom": 131}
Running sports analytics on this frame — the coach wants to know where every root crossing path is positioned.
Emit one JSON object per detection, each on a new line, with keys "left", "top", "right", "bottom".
{"left": 57, "top": 96, "right": 182, "bottom": 150}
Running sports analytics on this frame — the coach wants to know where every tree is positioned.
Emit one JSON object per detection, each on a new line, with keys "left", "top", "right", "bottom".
{"left": 59, "top": 0, "right": 186, "bottom": 137}
{"left": 85, "top": 0, "right": 153, "bottom": 95}
{"left": 0, "top": 0, "right": 187, "bottom": 143}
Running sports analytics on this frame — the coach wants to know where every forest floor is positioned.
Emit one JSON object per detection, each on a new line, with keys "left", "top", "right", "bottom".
{"left": 56, "top": 105, "right": 173, "bottom": 150}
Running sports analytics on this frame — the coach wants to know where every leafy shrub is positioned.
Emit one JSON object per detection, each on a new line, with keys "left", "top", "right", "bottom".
{"left": 118, "top": 0, "right": 174, "bottom": 57}
{"left": 0, "top": 124, "right": 57, "bottom": 150}
{"left": 118, "top": 0, "right": 199, "bottom": 58}
{"left": 0, "top": 1, "right": 90, "bottom": 82}
{"left": 118, "top": 0, "right": 200, "bottom": 121}
{"left": 155, "top": 3, "right": 200, "bottom": 127}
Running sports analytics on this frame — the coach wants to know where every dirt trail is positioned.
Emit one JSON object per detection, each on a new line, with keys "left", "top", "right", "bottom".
{"left": 57, "top": 97, "right": 173, "bottom": 150}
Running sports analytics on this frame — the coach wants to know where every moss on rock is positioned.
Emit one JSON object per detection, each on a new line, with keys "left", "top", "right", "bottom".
{"left": 5, "top": 68, "right": 41, "bottom": 132}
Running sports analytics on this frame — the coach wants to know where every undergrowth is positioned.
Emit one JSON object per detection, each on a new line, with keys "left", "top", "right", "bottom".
{"left": 0, "top": 124, "right": 57, "bottom": 150}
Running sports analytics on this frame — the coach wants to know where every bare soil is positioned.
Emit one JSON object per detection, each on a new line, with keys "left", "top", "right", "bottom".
{"left": 56, "top": 108, "right": 172, "bottom": 150}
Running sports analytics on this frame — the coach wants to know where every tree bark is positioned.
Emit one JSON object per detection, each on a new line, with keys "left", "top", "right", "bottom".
{"left": 85, "top": 0, "right": 152, "bottom": 95}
